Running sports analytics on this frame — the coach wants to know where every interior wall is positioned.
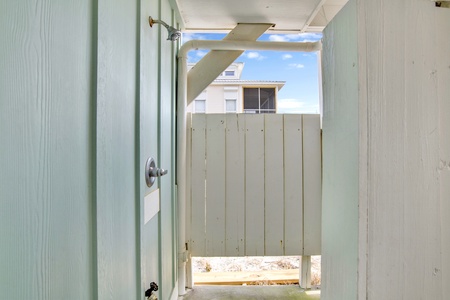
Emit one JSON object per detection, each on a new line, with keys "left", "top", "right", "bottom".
{"left": 321, "top": 1, "right": 359, "bottom": 299}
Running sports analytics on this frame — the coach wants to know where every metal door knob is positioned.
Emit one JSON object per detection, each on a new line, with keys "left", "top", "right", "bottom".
{"left": 145, "top": 157, "right": 168, "bottom": 188}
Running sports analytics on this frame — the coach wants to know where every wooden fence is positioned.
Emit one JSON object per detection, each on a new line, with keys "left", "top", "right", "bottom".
{"left": 186, "top": 113, "right": 321, "bottom": 257}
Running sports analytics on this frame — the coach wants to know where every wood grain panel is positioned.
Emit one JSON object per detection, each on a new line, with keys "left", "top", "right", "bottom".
{"left": 159, "top": 4, "right": 177, "bottom": 298}
{"left": 244, "top": 115, "right": 265, "bottom": 256}
{"left": 283, "top": 114, "right": 303, "bottom": 255}
{"left": 302, "top": 114, "right": 322, "bottom": 255}
{"left": 321, "top": 2, "right": 359, "bottom": 299}
{"left": 139, "top": 0, "right": 161, "bottom": 295}
{"left": 437, "top": 7, "right": 450, "bottom": 297}
{"left": 205, "top": 114, "right": 226, "bottom": 256}
{"left": 189, "top": 113, "right": 320, "bottom": 258}
{"left": 96, "top": 0, "right": 138, "bottom": 298}
{"left": 0, "top": 1, "right": 96, "bottom": 299}
{"left": 190, "top": 114, "right": 207, "bottom": 256}
{"left": 225, "top": 114, "right": 246, "bottom": 256}
{"left": 264, "top": 114, "right": 285, "bottom": 255}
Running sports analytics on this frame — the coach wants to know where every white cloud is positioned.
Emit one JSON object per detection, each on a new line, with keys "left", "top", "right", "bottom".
{"left": 282, "top": 54, "right": 293, "bottom": 60}
{"left": 268, "top": 34, "right": 303, "bottom": 42}
{"left": 298, "top": 33, "right": 322, "bottom": 41}
{"left": 268, "top": 33, "right": 322, "bottom": 43}
{"left": 182, "top": 33, "right": 207, "bottom": 44}
{"left": 278, "top": 99, "right": 305, "bottom": 109}
{"left": 245, "top": 51, "right": 266, "bottom": 60}
{"left": 289, "top": 63, "right": 305, "bottom": 69}
{"left": 285, "top": 34, "right": 303, "bottom": 40}
{"left": 196, "top": 50, "right": 208, "bottom": 58}
{"left": 278, "top": 98, "right": 319, "bottom": 114}
{"left": 268, "top": 34, "right": 289, "bottom": 42}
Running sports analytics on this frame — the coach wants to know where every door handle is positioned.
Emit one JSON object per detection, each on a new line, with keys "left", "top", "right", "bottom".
{"left": 145, "top": 157, "right": 168, "bottom": 188}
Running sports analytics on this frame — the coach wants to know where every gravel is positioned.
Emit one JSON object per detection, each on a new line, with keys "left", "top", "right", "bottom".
{"left": 192, "top": 255, "right": 321, "bottom": 285}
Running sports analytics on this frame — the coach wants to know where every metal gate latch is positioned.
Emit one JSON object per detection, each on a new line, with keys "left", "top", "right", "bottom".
{"left": 145, "top": 282, "right": 159, "bottom": 299}
{"left": 145, "top": 157, "right": 168, "bottom": 188}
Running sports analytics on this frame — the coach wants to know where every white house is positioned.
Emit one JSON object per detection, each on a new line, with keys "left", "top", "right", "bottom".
{"left": 187, "top": 62, "right": 285, "bottom": 114}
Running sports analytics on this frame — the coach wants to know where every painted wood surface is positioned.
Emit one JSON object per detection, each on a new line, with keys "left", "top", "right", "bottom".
{"left": 188, "top": 114, "right": 322, "bottom": 257}
{"left": 225, "top": 114, "right": 246, "bottom": 255}
{"left": 283, "top": 115, "right": 303, "bottom": 255}
{"left": 190, "top": 114, "right": 207, "bottom": 255}
{"left": 302, "top": 115, "right": 322, "bottom": 255}
{"left": 158, "top": 4, "right": 177, "bottom": 299}
{"left": 96, "top": 0, "right": 140, "bottom": 298}
{"left": 205, "top": 115, "right": 227, "bottom": 256}
{"left": 0, "top": 0, "right": 179, "bottom": 299}
{"left": 0, "top": 1, "right": 96, "bottom": 299}
{"left": 321, "top": 2, "right": 361, "bottom": 299}
{"left": 264, "top": 114, "right": 285, "bottom": 255}
{"left": 322, "top": 0, "right": 450, "bottom": 299}
{"left": 245, "top": 115, "right": 266, "bottom": 256}
{"left": 140, "top": 0, "right": 161, "bottom": 298}
{"left": 437, "top": 7, "right": 450, "bottom": 297}
{"left": 361, "top": 1, "right": 449, "bottom": 299}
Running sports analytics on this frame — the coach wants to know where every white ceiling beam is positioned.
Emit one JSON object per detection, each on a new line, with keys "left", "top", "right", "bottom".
{"left": 186, "top": 23, "right": 272, "bottom": 104}
{"left": 168, "top": 0, "right": 185, "bottom": 29}
{"left": 301, "top": 0, "right": 328, "bottom": 32}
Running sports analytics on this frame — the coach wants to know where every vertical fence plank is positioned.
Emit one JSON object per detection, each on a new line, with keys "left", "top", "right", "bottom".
{"left": 284, "top": 114, "right": 303, "bottom": 255}
{"left": 186, "top": 113, "right": 192, "bottom": 257}
{"left": 264, "top": 114, "right": 285, "bottom": 255}
{"left": 189, "top": 113, "right": 321, "bottom": 258}
{"left": 303, "top": 114, "right": 322, "bottom": 255}
{"left": 205, "top": 114, "right": 226, "bottom": 256}
{"left": 225, "top": 114, "right": 246, "bottom": 256}
{"left": 245, "top": 115, "right": 265, "bottom": 256}
{"left": 190, "top": 114, "right": 207, "bottom": 256}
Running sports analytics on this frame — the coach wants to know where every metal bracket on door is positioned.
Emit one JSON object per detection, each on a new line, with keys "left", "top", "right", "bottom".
{"left": 145, "top": 157, "right": 168, "bottom": 188}
{"left": 145, "top": 281, "right": 159, "bottom": 299}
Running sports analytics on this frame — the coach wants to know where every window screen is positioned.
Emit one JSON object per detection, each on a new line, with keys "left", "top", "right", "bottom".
{"left": 243, "top": 88, "right": 276, "bottom": 113}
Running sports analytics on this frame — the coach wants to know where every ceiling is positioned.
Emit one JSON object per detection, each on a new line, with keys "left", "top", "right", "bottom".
{"left": 172, "top": 0, "right": 349, "bottom": 33}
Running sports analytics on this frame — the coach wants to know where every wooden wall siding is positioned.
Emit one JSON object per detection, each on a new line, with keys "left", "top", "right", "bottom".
{"left": 0, "top": 1, "right": 96, "bottom": 299}
{"left": 361, "top": 1, "right": 449, "bottom": 299}
{"left": 187, "top": 114, "right": 322, "bottom": 257}
{"left": 0, "top": 0, "right": 178, "bottom": 298}
{"left": 302, "top": 115, "right": 322, "bottom": 255}
{"left": 283, "top": 115, "right": 304, "bottom": 256}
{"left": 322, "top": 0, "right": 450, "bottom": 299}
{"left": 96, "top": 0, "right": 139, "bottom": 298}
{"left": 321, "top": 2, "right": 361, "bottom": 299}
{"left": 225, "top": 114, "right": 246, "bottom": 256}
{"left": 245, "top": 115, "right": 265, "bottom": 256}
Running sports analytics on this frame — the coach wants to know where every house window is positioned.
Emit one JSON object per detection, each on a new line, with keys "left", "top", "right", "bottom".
{"left": 225, "top": 99, "right": 237, "bottom": 113}
{"left": 224, "top": 70, "right": 235, "bottom": 76}
{"left": 194, "top": 100, "right": 206, "bottom": 113}
{"left": 243, "top": 88, "right": 276, "bottom": 114}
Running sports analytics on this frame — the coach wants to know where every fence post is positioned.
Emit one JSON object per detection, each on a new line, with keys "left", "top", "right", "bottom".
{"left": 300, "top": 255, "right": 312, "bottom": 289}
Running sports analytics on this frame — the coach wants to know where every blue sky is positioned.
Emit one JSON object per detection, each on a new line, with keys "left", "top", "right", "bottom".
{"left": 182, "top": 32, "right": 323, "bottom": 114}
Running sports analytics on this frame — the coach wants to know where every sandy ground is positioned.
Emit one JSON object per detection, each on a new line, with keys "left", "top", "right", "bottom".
{"left": 192, "top": 256, "right": 321, "bottom": 286}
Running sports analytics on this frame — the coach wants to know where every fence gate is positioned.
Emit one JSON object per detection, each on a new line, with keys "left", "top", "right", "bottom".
{"left": 186, "top": 113, "right": 322, "bottom": 258}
